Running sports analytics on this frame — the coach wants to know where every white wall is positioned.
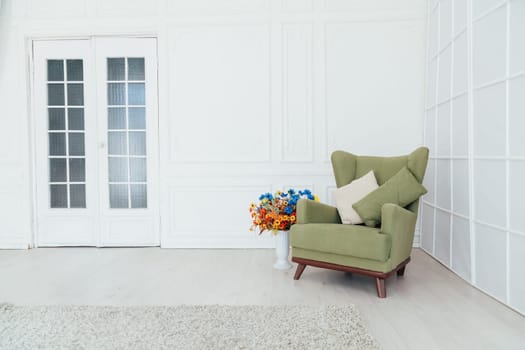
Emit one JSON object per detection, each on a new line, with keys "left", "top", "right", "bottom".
{"left": 0, "top": 0, "right": 427, "bottom": 249}
{"left": 421, "top": 0, "right": 525, "bottom": 315}
{"left": 0, "top": 3, "right": 33, "bottom": 249}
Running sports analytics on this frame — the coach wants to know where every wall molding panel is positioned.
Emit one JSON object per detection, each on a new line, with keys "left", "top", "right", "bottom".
{"left": 421, "top": 0, "right": 525, "bottom": 316}
{"left": 324, "top": 19, "right": 426, "bottom": 159}
{"left": 168, "top": 23, "right": 272, "bottom": 163}
{"left": 281, "top": 22, "right": 314, "bottom": 162}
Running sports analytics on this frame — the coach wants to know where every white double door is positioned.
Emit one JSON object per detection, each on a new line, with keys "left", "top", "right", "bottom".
{"left": 33, "top": 38, "right": 160, "bottom": 247}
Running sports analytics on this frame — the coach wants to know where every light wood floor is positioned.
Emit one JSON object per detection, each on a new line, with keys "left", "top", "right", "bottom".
{"left": 0, "top": 248, "right": 524, "bottom": 349}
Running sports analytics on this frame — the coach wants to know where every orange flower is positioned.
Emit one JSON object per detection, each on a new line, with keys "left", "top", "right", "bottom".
{"left": 250, "top": 189, "right": 318, "bottom": 234}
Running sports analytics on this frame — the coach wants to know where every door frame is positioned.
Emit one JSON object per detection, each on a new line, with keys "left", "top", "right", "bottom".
{"left": 28, "top": 34, "right": 162, "bottom": 248}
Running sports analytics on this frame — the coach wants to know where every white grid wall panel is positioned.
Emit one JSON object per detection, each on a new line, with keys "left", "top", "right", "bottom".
{"left": 422, "top": 0, "right": 525, "bottom": 315}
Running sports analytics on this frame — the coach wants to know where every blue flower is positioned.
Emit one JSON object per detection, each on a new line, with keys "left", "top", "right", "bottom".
{"left": 259, "top": 192, "right": 273, "bottom": 201}
{"left": 284, "top": 205, "right": 294, "bottom": 215}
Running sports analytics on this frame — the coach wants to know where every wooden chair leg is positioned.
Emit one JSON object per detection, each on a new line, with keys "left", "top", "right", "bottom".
{"left": 397, "top": 266, "right": 406, "bottom": 277}
{"left": 375, "top": 278, "right": 386, "bottom": 298}
{"left": 293, "top": 263, "right": 306, "bottom": 280}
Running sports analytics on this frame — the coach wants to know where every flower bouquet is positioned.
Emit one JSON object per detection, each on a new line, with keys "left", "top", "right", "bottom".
{"left": 249, "top": 189, "right": 318, "bottom": 235}
{"left": 249, "top": 189, "right": 318, "bottom": 270}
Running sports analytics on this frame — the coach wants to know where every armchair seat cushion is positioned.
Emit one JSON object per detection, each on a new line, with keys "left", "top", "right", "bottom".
{"left": 290, "top": 224, "right": 391, "bottom": 262}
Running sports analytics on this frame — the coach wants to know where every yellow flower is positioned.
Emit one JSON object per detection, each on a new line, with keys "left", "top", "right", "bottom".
{"left": 262, "top": 198, "right": 268, "bottom": 203}
{"left": 314, "top": 194, "right": 319, "bottom": 202}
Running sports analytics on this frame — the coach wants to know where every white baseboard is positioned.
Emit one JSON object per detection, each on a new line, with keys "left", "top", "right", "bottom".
{"left": 0, "top": 232, "right": 420, "bottom": 250}
{"left": 162, "top": 232, "right": 421, "bottom": 249}
{"left": 161, "top": 235, "right": 275, "bottom": 249}
{"left": 0, "top": 240, "right": 30, "bottom": 249}
{"left": 412, "top": 232, "right": 421, "bottom": 247}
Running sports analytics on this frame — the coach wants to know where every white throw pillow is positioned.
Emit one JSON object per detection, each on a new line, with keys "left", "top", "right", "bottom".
{"left": 334, "top": 171, "right": 379, "bottom": 225}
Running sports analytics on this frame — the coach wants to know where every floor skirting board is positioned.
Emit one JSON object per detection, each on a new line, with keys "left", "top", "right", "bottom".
{"left": 0, "top": 240, "right": 30, "bottom": 249}
{"left": 1, "top": 234, "right": 420, "bottom": 250}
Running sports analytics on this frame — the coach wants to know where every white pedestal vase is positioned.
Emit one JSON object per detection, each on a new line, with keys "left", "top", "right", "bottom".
{"left": 273, "top": 230, "right": 292, "bottom": 270}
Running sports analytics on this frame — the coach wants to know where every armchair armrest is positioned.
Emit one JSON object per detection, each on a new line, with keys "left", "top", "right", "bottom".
{"left": 380, "top": 203, "right": 417, "bottom": 268}
{"left": 296, "top": 199, "right": 342, "bottom": 224}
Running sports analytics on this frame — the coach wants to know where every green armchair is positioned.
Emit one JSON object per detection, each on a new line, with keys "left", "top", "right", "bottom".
{"left": 290, "top": 147, "right": 429, "bottom": 298}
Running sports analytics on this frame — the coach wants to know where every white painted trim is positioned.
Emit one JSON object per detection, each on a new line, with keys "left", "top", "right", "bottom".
{"left": 467, "top": 0, "right": 477, "bottom": 285}
{"left": 509, "top": 229, "right": 525, "bottom": 238}
{"left": 161, "top": 233, "right": 422, "bottom": 249}
{"left": 430, "top": 0, "right": 439, "bottom": 15}
{"left": 436, "top": 39, "right": 453, "bottom": 56}
{"left": 473, "top": 77, "right": 507, "bottom": 91}
{"left": 162, "top": 236, "right": 276, "bottom": 249}
{"left": 429, "top": 155, "right": 468, "bottom": 160}
{"left": 27, "top": 37, "right": 38, "bottom": 249}
{"left": 474, "top": 219, "right": 508, "bottom": 233}
{"left": 157, "top": 17, "right": 170, "bottom": 252}
{"left": 0, "top": 242, "right": 30, "bottom": 250}
{"left": 280, "top": 22, "right": 314, "bottom": 163}
{"left": 472, "top": 156, "right": 516, "bottom": 160}
{"left": 429, "top": 29, "right": 467, "bottom": 61}
{"left": 449, "top": 0, "right": 455, "bottom": 268}
{"left": 471, "top": 1, "right": 507, "bottom": 23}
{"left": 422, "top": 201, "right": 525, "bottom": 238}
{"left": 26, "top": 33, "right": 159, "bottom": 41}
{"left": 504, "top": 0, "right": 511, "bottom": 304}
{"left": 431, "top": 0, "right": 441, "bottom": 255}
{"left": 452, "top": 26, "right": 468, "bottom": 40}
{"left": 419, "top": 0, "right": 431, "bottom": 251}
{"left": 425, "top": 88, "right": 468, "bottom": 110}
{"left": 413, "top": 231, "right": 421, "bottom": 247}
{"left": 508, "top": 70, "right": 525, "bottom": 80}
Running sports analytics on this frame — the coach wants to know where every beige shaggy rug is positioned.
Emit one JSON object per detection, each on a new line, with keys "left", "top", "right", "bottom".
{"left": 0, "top": 303, "right": 381, "bottom": 350}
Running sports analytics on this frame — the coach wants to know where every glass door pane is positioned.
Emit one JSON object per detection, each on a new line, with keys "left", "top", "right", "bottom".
{"left": 106, "top": 57, "right": 147, "bottom": 209}
{"left": 47, "top": 59, "right": 86, "bottom": 208}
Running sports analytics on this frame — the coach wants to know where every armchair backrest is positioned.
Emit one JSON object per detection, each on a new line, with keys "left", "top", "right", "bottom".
{"left": 331, "top": 147, "right": 429, "bottom": 214}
